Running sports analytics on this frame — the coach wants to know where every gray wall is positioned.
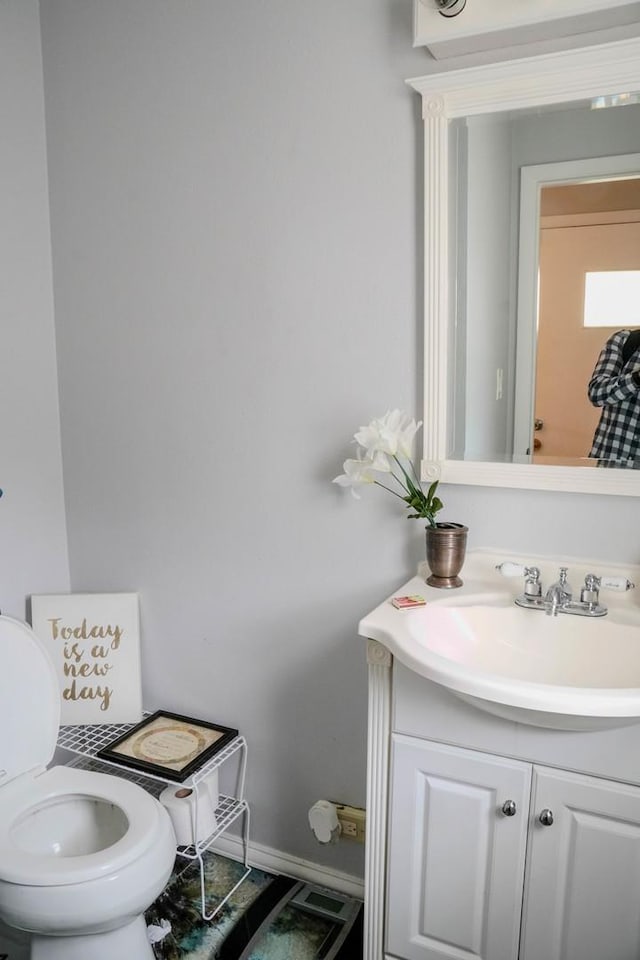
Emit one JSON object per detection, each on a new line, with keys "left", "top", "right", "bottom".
{"left": 23, "top": 0, "right": 640, "bottom": 884}
{"left": 0, "top": 0, "right": 69, "bottom": 617}
{"left": 39, "top": 0, "right": 428, "bottom": 879}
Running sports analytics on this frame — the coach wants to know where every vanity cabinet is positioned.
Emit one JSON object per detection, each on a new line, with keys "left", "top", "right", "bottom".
{"left": 386, "top": 733, "right": 640, "bottom": 960}
{"left": 387, "top": 736, "right": 530, "bottom": 960}
{"left": 521, "top": 766, "right": 640, "bottom": 960}
{"left": 361, "top": 552, "right": 640, "bottom": 960}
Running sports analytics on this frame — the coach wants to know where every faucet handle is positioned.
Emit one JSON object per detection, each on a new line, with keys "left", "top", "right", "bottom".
{"left": 577, "top": 573, "right": 633, "bottom": 614}
{"left": 580, "top": 574, "right": 601, "bottom": 606}
{"left": 496, "top": 562, "right": 539, "bottom": 579}
{"left": 496, "top": 562, "right": 542, "bottom": 598}
{"left": 600, "top": 576, "right": 635, "bottom": 592}
{"left": 583, "top": 574, "right": 635, "bottom": 592}
{"left": 495, "top": 562, "right": 527, "bottom": 577}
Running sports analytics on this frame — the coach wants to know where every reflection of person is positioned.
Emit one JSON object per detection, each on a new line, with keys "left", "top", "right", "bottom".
{"left": 588, "top": 328, "right": 640, "bottom": 466}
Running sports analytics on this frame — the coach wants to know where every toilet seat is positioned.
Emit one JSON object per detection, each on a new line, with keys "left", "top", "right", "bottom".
{"left": 0, "top": 765, "right": 163, "bottom": 886}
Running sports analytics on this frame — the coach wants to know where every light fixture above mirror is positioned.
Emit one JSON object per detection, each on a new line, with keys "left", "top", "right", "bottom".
{"left": 407, "top": 36, "right": 640, "bottom": 497}
{"left": 413, "top": 0, "right": 640, "bottom": 60}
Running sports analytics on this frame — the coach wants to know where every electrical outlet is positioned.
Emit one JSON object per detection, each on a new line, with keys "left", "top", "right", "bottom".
{"left": 335, "top": 804, "right": 366, "bottom": 843}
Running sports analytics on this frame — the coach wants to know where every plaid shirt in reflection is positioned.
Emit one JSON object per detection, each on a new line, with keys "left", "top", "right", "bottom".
{"left": 588, "top": 329, "right": 640, "bottom": 465}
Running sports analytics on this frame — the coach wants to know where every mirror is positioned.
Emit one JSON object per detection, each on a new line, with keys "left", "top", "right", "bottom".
{"left": 407, "top": 36, "right": 640, "bottom": 495}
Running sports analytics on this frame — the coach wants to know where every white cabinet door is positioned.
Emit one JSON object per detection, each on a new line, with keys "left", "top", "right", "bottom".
{"left": 387, "top": 735, "right": 531, "bottom": 960}
{"left": 521, "top": 766, "right": 640, "bottom": 960}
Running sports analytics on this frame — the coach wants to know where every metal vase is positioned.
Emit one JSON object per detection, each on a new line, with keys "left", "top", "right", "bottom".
{"left": 425, "top": 522, "right": 468, "bottom": 588}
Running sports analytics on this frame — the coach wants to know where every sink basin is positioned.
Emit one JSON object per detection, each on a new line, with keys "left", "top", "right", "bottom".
{"left": 358, "top": 553, "right": 640, "bottom": 731}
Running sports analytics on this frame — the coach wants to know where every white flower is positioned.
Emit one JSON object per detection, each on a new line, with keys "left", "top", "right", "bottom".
{"left": 333, "top": 411, "right": 443, "bottom": 525}
{"left": 333, "top": 450, "right": 391, "bottom": 498}
{"left": 355, "top": 409, "right": 422, "bottom": 459}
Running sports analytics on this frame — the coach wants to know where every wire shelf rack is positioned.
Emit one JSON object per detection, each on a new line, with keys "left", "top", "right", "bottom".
{"left": 58, "top": 716, "right": 246, "bottom": 788}
{"left": 58, "top": 717, "right": 251, "bottom": 920}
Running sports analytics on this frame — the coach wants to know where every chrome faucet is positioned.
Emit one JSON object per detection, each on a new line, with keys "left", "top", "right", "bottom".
{"left": 544, "top": 567, "right": 572, "bottom": 616}
{"left": 495, "top": 562, "right": 636, "bottom": 618}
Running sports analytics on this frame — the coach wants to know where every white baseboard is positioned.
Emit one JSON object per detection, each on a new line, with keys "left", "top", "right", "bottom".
{"left": 212, "top": 834, "right": 365, "bottom": 901}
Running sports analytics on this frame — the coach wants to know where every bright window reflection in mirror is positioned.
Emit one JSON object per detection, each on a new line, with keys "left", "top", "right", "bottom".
{"left": 584, "top": 271, "right": 640, "bottom": 327}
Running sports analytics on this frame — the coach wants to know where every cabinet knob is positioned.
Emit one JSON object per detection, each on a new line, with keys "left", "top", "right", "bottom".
{"left": 501, "top": 800, "right": 517, "bottom": 817}
{"left": 539, "top": 808, "right": 554, "bottom": 826}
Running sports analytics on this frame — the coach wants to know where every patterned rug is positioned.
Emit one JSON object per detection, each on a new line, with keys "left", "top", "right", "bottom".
{"left": 146, "top": 851, "right": 363, "bottom": 960}
{"left": 147, "top": 853, "right": 274, "bottom": 959}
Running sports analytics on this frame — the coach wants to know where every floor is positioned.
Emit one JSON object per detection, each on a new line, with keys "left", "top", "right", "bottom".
{"left": 0, "top": 851, "right": 363, "bottom": 960}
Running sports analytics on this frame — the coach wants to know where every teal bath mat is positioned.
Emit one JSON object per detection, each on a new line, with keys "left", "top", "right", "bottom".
{"left": 147, "top": 853, "right": 273, "bottom": 959}
{"left": 146, "top": 851, "right": 363, "bottom": 960}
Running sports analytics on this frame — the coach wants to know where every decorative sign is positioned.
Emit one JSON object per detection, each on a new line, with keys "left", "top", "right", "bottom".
{"left": 31, "top": 593, "right": 143, "bottom": 726}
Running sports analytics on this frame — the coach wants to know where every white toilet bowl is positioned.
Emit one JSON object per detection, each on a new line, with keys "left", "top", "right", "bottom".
{"left": 0, "top": 615, "right": 177, "bottom": 959}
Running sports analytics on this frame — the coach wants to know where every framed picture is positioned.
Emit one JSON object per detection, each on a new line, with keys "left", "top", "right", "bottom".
{"left": 96, "top": 710, "right": 238, "bottom": 781}
{"left": 31, "top": 592, "right": 143, "bottom": 726}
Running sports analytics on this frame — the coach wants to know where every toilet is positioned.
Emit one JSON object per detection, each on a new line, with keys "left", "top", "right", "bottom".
{"left": 0, "top": 614, "right": 177, "bottom": 960}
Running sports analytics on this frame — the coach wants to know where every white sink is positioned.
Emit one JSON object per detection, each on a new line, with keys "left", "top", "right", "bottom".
{"left": 359, "top": 552, "right": 640, "bottom": 731}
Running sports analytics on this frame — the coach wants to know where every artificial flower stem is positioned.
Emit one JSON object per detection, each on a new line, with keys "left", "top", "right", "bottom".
{"left": 388, "top": 467, "right": 412, "bottom": 495}
{"left": 407, "top": 456, "right": 423, "bottom": 489}
{"left": 393, "top": 456, "right": 422, "bottom": 501}
{"left": 374, "top": 480, "right": 410, "bottom": 503}
{"left": 393, "top": 454, "right": 412, "bottom": 483}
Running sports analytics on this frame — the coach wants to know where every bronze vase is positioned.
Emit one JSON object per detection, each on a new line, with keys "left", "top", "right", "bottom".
{"left": 425, "top": 522, "right": 468, "bottom": 589}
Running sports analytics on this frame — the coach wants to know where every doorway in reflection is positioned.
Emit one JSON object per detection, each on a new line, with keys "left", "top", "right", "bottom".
{"left": 533, "top": 177, "right": 640, "bottom": 464}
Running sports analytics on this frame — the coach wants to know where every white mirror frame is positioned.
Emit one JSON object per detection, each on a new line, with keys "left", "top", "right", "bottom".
{"left": 407, "top": 36, "right": 640, "bottom": 496}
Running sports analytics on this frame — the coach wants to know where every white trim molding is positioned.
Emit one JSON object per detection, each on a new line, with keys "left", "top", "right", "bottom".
{"left": 364, "top": 641, "right": 393, "bottom": 960}
{"left": 407, "top": 36, "right": 640, "bottom": 116}
{"left": 212, "top": 833, "right": 365, "bottom": 901}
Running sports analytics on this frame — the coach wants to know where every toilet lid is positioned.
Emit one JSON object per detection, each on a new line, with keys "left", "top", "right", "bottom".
{"left": 0, "top": 616, "right": 59, "bottom": 786}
